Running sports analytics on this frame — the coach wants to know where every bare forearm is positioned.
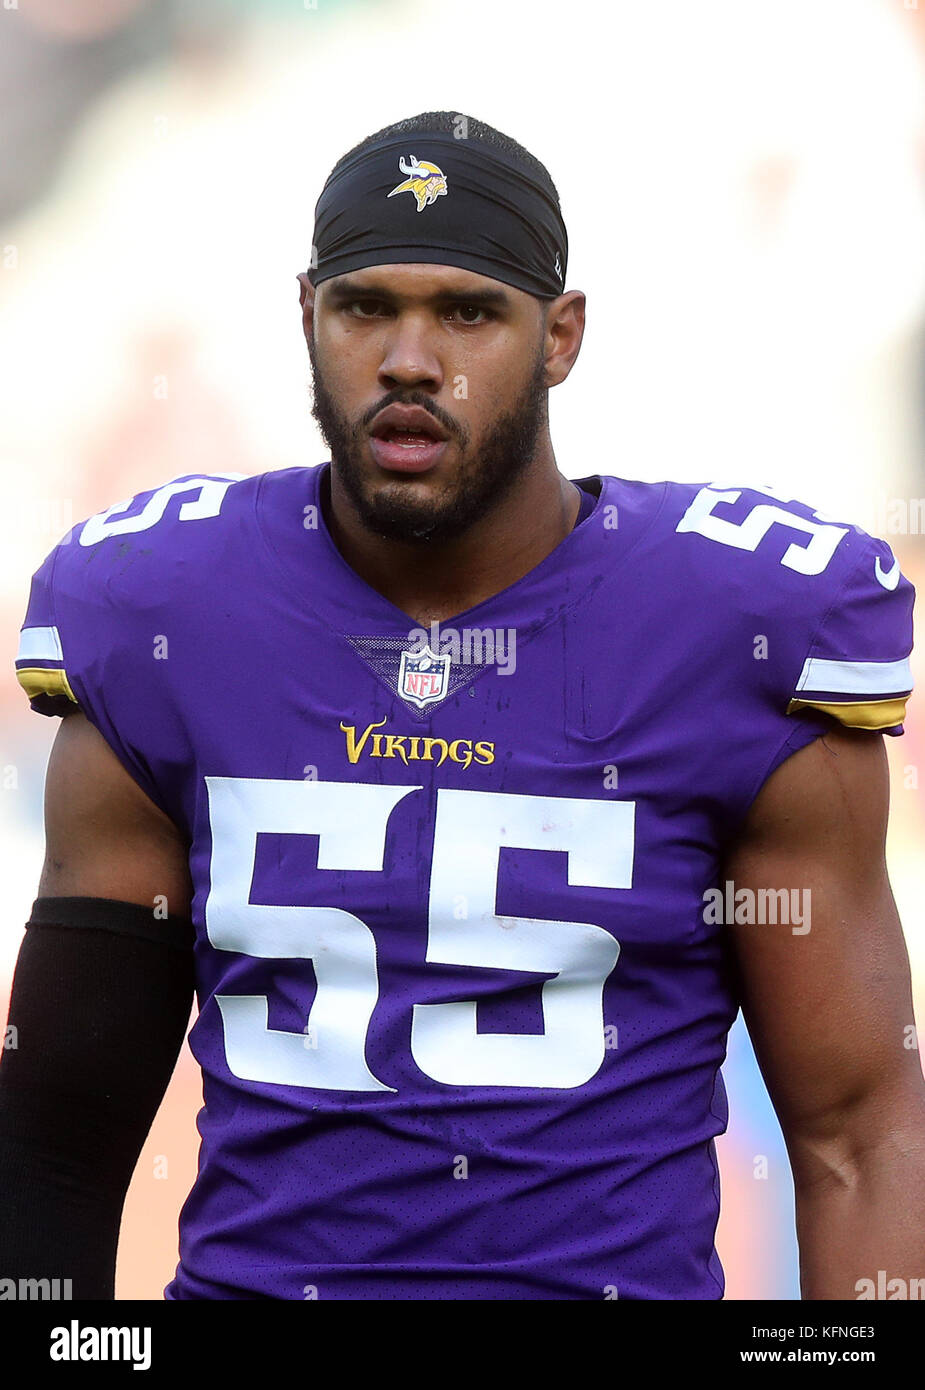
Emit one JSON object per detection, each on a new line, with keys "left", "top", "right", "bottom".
{"left": 793, "top": 1116, "right": 925, "bottom": 1300}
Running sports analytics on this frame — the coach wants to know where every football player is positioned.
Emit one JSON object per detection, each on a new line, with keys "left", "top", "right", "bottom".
{"left": 2, "top": 110, "right": 923, "bottom": 1300}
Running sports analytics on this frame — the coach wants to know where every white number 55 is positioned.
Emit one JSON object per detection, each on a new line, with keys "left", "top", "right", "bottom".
{"left": 204, "top": 780, "right": 632, "bottom": 1092}
{"left": 676, "top": 483, "right": 849, "bottom": 575}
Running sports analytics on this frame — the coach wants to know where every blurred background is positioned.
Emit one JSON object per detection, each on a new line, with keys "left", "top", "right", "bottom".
{"left": 1, "top": 0, "right": 923, "bottom": 1300}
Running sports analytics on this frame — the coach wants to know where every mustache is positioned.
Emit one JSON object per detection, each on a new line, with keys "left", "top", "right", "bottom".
{"left": 361, "top": 394, "right": 458, "bottom": 440}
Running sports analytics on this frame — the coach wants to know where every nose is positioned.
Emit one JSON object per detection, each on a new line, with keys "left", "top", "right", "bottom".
{"left": 377, "top": 314, "right": 443, "bottom": 392}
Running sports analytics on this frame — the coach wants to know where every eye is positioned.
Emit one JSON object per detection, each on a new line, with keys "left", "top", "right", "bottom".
{"left": 341, "top": 300, "right": 492, "bottom": 324}
{"left": 345, "top": 299, "right": 385, "bottom": 319}
{"left": 451, "top": 304, "right": 491, "bottom": 325}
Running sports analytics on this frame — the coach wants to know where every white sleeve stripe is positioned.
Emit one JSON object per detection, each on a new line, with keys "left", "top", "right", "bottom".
{"left": 16, "top": 625, "right": 63, "bottom": 663}
{"left": 796, "top": 655, "right": 913, "bottom": 696}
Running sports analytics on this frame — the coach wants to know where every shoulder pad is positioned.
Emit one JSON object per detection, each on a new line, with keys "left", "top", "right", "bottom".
{"left": 15, "top": 472, "right": 247, "bottom": 716}
{"left": 669, "top": 480, "right": 915, "bottom": 733}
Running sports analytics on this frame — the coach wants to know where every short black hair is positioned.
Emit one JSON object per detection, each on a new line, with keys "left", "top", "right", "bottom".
{"left": 322, "top": 111, "right": 562, "bottom": 306}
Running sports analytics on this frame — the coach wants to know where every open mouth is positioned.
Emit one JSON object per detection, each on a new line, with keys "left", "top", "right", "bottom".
{"left": 380, "top": 428, "right": 440, "bottom": 447}
{"left": 368, "top": 404, "right": 451, "bottom": 473}
{"left": 368, "top": 429, "right": 449, "bottom": 473}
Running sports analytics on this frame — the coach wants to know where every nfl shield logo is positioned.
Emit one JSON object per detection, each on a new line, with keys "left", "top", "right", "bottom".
{"left": 398, "top": 644, "right": 451, "bottom": 709}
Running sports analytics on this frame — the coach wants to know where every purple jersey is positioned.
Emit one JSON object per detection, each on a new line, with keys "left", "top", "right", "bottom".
{"left": 15, "top": 466, "right": 915, "bottom": 1300}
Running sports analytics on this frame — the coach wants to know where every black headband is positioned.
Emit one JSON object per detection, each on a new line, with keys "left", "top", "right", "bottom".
{"left": 307, "top": 131, "right": 568, "bottom": 299}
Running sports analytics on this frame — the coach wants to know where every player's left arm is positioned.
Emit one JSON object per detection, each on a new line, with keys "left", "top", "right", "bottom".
{"left": 721, "top": 721, "right": 925, "bottom": 1300}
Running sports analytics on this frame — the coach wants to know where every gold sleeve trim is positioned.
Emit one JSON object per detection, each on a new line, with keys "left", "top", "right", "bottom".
{"left": 786, "top": 696, "right": 909, "bottom": 730}
{"left": 16, "top": 667, "right": 77, "bottom": 704}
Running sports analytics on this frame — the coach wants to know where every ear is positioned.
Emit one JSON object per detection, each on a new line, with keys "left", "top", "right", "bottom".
{"left": 297, "top": 272, "right": 313, "bottom": 310}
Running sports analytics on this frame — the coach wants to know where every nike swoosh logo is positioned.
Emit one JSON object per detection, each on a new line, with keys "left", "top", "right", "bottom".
{"left": 874, "top": 555, "right": 901, "bottom": 590}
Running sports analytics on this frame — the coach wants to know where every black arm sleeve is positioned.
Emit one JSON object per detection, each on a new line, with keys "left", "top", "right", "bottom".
{"left": 0, "top": 898, "right": 195, "bottom": 1300}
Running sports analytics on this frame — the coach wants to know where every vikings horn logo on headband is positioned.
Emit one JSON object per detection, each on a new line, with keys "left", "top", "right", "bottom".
{"left": 387, "top": 155, "right": 448, "bottom": 212}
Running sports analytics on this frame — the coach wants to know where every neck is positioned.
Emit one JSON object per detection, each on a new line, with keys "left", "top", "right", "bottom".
{"left": 325, "top": 456, "right": 583, "bottom": 628}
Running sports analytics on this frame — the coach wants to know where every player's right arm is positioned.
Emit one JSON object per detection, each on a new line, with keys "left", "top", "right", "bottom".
{"left": 37, "top": 709, "right": 193, "bottom": 906}
{"left": 0, "top": 710, "right": 195, "bottom": 1300}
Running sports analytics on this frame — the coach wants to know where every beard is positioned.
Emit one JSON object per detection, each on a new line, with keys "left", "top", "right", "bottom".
{"left": 307, "top": 329, "right": 549, "bottom": 544}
